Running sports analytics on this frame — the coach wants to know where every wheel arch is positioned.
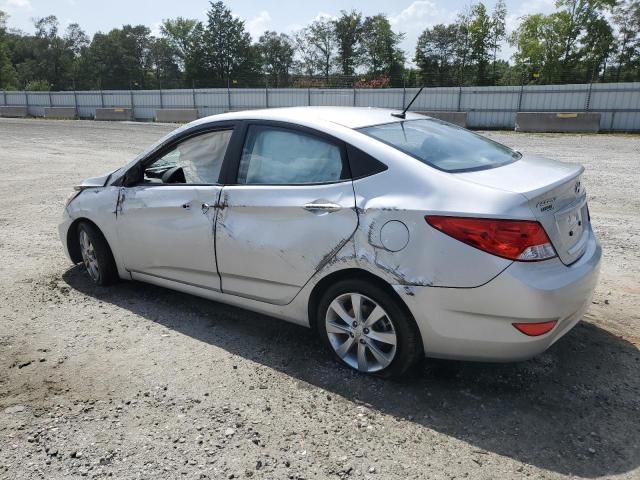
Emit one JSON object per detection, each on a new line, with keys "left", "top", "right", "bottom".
{"left": 67, "top": 217, "right": 107, "bottom": 264}
{"left": 307, "top": 268, "right": 417, "bottom": 334}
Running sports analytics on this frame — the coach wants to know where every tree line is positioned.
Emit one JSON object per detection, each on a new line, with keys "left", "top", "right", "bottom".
{"left": 0, "top": 0, "right": 638, "bottom": 91}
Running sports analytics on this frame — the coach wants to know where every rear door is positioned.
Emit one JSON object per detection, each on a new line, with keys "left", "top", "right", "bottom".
{"left": 215, "top": 122, "right": 358, "bottom": 304}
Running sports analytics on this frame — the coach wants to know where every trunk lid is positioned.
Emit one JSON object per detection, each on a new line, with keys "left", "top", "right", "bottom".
{"left": 456, "top": 155, "right": 589, "bottom": 265}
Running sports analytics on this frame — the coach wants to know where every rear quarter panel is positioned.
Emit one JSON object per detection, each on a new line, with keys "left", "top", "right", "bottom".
{"left": 344, "top": 134, "right": 537, "bottom": 288}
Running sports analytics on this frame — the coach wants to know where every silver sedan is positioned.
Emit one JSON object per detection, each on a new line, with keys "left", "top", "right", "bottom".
{"left": 59, "top": 107, "right": 601, "bottom": 377}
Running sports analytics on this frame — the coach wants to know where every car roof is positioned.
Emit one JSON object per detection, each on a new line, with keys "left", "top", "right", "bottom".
{"left": 111, "top": 107, "right": 433, "bottom": 186}
{"left": 192, "top": 106, "right": 427, "bottom": 130}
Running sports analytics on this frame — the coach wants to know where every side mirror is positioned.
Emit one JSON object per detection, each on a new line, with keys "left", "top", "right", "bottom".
{"left": 123, "top": 164, "right": 143, "bottom": 187}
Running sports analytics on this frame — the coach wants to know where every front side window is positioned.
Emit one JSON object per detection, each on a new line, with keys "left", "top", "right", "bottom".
{"left": 359, "top": 119, "right": 520, "bottom": 173}
{"left": 144, "top": 129, "right": 233, "bottom": 184}
{"left": 237, "top": 125, "right": 344, "bottom": 184}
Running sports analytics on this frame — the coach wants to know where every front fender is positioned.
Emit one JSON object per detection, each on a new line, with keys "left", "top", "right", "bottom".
{"left": 63, "top": 186, "right": 128, "bottom": 279}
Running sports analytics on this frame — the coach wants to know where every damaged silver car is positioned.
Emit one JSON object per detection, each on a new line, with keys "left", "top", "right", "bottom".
{"left": 59, "top": 106, "right": 601, "bottom": 377}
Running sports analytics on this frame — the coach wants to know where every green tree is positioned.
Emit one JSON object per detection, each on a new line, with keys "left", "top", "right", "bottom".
{"left": 510, "top": 13, "right": 566, "bottom": 83}
{"left": 24, "top": 79, "right": 50, "bottom": 91}
{"left": 0, "top": 10, "right": 18, "bottom": 89}
{"left": 490, "top": 0, "right": 507, "bottom": 82}
{"left": 31, "top": 15, "right": 79, "bottom": 89}
{"left": 64, "top": 23, "right": 89, "bottom": 88}
{"left": 333, "top": 10, "right": 363, "bottom": 76}
{"left": 161, "top": 17, "right": 200, "bottom": 67}
{"left": 611, "top": 0, "right": 640, "bottom": 80}
{"left": 454, "top": 10, "right": 472, "bottom": 85}
{"left": 82, "top": 25, "right": 153, "bottom": 89}
{"left": 361, "top": 14, "right": 405, "bottom": 82}
{"left": 160, "top": 17, "right": 207, "bottom": 85}
{"left": 554, "top": 0, "right": 616, "bottom": 79}
{"left": 202, "top": 1, "right": 254, "bottom": 86}
{"left": 120, "top": 25, "right": 154, "bottom": 88}
{"left": 468, "top": 3, "right": 493, "bottom": 85}
{"left": 257, "top": 31, "right": 294, "bottom": 86}
{"left": 580, "top": 16, "right": 613, "bottom": 81}
{"left": 415, "top": 24, "right": 460, "bottom": 85}
{"left": 511, "top": 0, "right": 616, "bottom": 83}
{"left": 307, "top": 18, "right": 336, "bottom": 81}
{"left": 292, "top": 28, "right": 318, "bottom": 76}
{"left": 148, "top": 37, "right": 182, "bottom": 88}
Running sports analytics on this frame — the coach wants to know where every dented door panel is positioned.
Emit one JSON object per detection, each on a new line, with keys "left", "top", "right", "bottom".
{"left": 215, "top": 183, "right": 358, "bottom": 304}
{"left": 116, "top": 185, "right": 222, "bottom": 290}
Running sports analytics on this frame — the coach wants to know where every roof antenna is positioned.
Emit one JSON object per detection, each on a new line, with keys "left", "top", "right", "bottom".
{"left": 391, "top": 86, "right": 424, "bottom": 119}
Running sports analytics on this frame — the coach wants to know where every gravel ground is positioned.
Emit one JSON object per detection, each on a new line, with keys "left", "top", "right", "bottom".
{"left": 0, "top": 118, "right": 639, "bottom": 480}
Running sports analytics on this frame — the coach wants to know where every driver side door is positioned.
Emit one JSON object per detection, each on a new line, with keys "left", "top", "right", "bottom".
{"left": 116, "top": 126, "right": 235, "bottom": 291}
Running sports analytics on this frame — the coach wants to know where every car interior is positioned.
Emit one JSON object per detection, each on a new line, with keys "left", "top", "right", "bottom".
{"left": 139, "top": 129, "right": 233, "bottom": 186}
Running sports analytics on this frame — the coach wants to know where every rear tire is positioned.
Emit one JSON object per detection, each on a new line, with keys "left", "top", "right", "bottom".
{"left": 77, "top": 222, "right": 118, "bottom": 286}
{"left": 316, "top": 278, "right": 422, "bottom": 378}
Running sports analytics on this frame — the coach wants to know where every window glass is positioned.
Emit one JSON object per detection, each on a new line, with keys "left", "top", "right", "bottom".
{"left": 146, "top": 129, "right": 232, "bottom": 184}
{"left": 359, "top": 119, "right": 520, "bottom": 172}
{"left": 238, "top": 126, "right": 344, "bottom": 184}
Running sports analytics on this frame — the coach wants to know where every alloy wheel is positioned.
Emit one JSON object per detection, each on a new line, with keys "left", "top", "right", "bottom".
{"left": 325, "top": 292, "right": 397, "bottom": 373}
{"left": 79, "top": 229, "right": 101, "bottom": 282}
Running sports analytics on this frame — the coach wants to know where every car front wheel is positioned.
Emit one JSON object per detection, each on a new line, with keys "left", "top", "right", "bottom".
{"left": 317, "top": 279, "right": 422, "bottom": 377}
{"left": 77, "top": 222, "right": 118, "bottom": 286}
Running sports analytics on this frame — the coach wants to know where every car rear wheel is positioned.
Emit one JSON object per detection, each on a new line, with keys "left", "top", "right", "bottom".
{"left": 317, "top": 279, "right": 422, "bottom": 377}
{"left": 78, "top": 222, "right": 118, "bottom": 286}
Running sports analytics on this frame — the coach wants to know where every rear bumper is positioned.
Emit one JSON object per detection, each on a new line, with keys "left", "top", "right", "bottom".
{"left": 395, "top": 228, "right": 602, "bottom": 361}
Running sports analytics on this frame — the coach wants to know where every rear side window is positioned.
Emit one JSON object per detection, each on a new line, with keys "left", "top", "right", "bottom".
{"left": 237, "top": 125, "right": 345, "bottom": 184}
{"left": 359, "top": 119, "right": 520, "bottom": 173}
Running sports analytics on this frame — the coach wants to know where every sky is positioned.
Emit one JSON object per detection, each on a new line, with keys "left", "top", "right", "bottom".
{"left": 0, "top": 0, "right": 557, "bottom": 63}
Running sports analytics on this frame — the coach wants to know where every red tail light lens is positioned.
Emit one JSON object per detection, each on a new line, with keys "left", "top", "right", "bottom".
{"left": 513, "top": 320, "right": 557, "bottom": 336}
{"left": 425, "top": 216, "right": 556, "bottom": 261}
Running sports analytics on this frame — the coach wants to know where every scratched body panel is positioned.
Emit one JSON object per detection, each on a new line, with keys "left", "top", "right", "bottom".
{"left": 116, "top": 185, "right": 222, "bottom": 290}
{"left": 215, "top": 183, "right": 358, "bottom": 305}
{"left": 60, "top": 186, "right": 127, "bottom": 277}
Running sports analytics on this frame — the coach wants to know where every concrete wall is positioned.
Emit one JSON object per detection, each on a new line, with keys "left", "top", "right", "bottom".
{"left": 95, "top": 108, "right": 133, "bottom": 121}
{"left": 515, "top": 112, "right": 601, "bottom": 133}
{"left": 44, "top": 107, "right": 77, "bottom": 119}
{"left": 0, "top": 106, "right": 28, "bottom": 118}
{"left": 155, "top": 108, "right": 198, "bottom": 123}
{"left": 416, "top": 111, "right": 467, "bottom": 127}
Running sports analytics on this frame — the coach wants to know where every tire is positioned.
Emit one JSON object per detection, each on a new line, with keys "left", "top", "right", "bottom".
{"left": 316, "top": 278, "right": 422, "bottom": 378}
{"left": 77, "top": 222, "right": 119, "bottom": 286}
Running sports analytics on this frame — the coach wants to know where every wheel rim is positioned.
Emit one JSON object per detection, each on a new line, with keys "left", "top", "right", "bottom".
{"left": 79, "top": 230, "right": 100, "bottom": 282}
{"left": 325, "top": 292, "right": 397, "bottom": 373}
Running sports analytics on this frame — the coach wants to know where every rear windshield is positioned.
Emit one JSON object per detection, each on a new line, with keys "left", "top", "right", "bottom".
{"left": 359, "top": 119, "right": 520, "bottom": 172}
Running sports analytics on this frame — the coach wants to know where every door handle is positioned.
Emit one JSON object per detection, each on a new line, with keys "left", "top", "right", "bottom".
{"left": 303, "top": 202, "right": 342, "bottom": 213}
{"left": 182, "top": 202, "right": 191, "bottom": 210}
{"left": 202, "top": 202, "right": 226, "bottom": 213}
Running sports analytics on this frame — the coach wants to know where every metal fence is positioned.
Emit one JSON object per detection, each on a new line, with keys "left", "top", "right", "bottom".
{"left": 2, "top": 82, "right": 640, "bottom": 131}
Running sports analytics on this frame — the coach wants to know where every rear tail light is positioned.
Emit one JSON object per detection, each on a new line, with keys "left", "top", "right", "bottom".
{"left": 512, "top": 320, "right": 557, "bottom": 336}
{"left": 425, "top": 216, "right": 556, "bottom": 261}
